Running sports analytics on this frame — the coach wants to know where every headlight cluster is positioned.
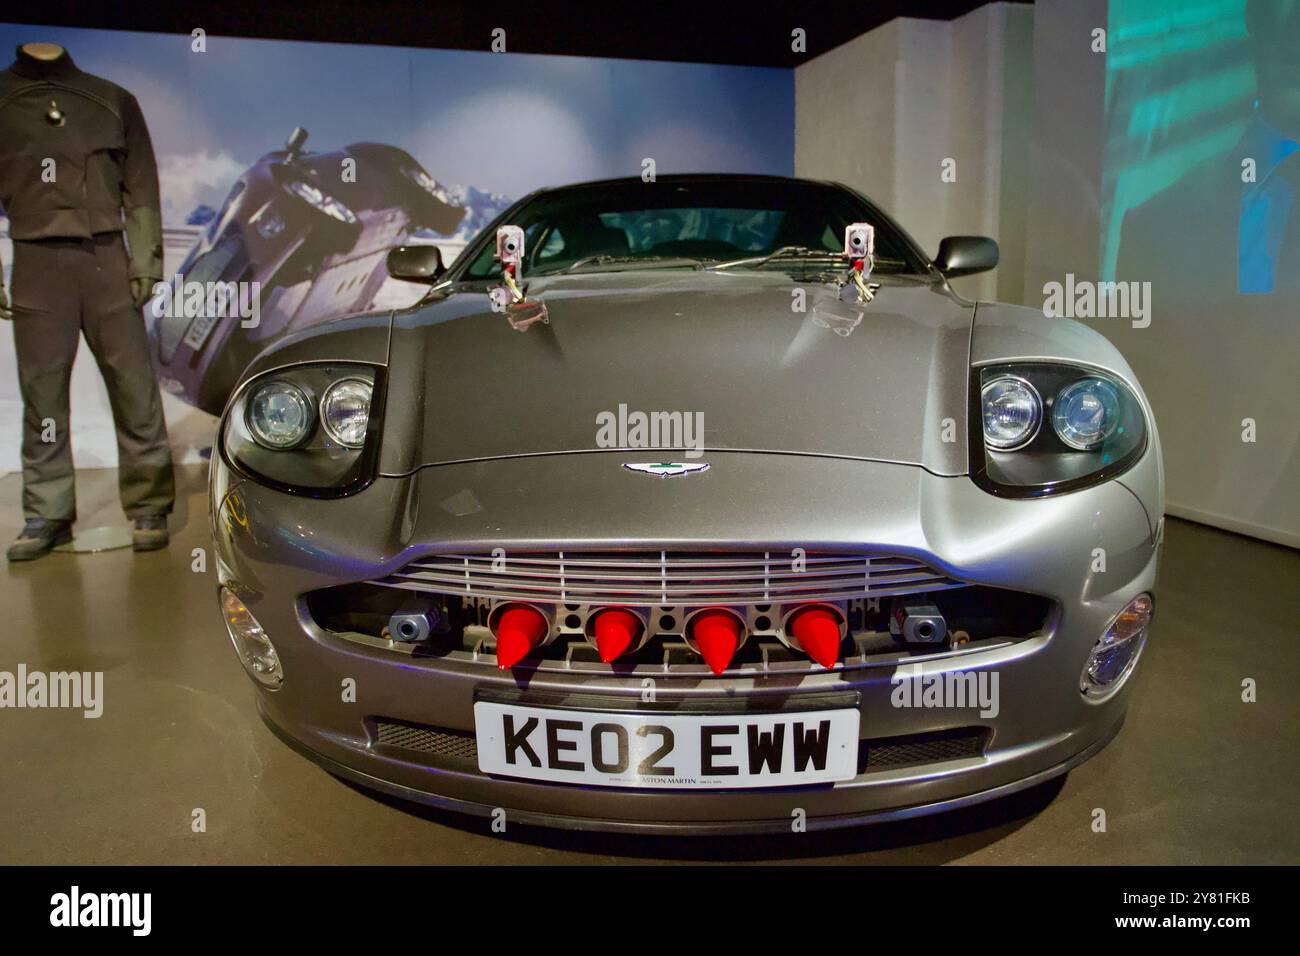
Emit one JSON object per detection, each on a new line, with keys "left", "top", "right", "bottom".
{"left": 250, "top": 202, "right": 286, "bottom": 240}
{"left": 1080, "top": 593, "right": 1152, "bottom": 698}
{"left": 284, "top": 179, "right": 358, "bottom": 224}
{"left": 221, "top": 587, "right": 283, "bottom": 688}
{"left": 223, "top": 364, "right": 382, "bottom": 496}
{"left": 972, "top": 363, "right": 1146, "bottom": 496}
{"left": 402, "top": 165, "right": 454, "bottom": 204}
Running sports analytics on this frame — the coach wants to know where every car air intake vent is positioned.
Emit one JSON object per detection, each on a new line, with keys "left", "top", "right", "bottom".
{"left": 858, "top": 727, "right": 987, "bottom": 772}
{"left": 373, "top": 720, "right": 477, "bottom": 763}
{"left": 374, "top": 550, "right": 964, "bottom": 606}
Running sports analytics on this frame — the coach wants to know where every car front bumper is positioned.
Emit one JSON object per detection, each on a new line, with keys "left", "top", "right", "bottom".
{"left": 211, "top": 449, "right": 1161, "bottom": 833}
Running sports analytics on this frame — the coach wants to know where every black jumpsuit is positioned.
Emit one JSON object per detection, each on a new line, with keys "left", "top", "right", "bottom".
{"left": 0, "top": 46, "right": 174, "bottom": 521}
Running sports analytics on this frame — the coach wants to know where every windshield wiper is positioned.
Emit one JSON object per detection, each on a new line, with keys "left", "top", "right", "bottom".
{"left": 701, "top": 246, "right": 844, "bottom": 271}
{"left": 544, "top": 254, "right": 702, "bottom": 276}
{"left": 703, "top": 247, "right": 914, "bottom": 274}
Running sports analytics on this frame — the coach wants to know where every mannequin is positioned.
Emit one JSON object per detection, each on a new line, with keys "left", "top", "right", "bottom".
{"left": 0, "top": 42, "right": 175, "bottom": 559}
{"left": 21, "top": 42, "right": 64, "bottom": 60}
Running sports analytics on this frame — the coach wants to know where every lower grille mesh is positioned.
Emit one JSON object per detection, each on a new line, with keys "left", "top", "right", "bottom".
{"left": 859, "top": 727, "right": 987, "bottom": 771}
{"left": 372, "top": 719, "right": 987, "bottom": 775}
{"left": 374, "top": 720, "right": 477, "bottom": 763}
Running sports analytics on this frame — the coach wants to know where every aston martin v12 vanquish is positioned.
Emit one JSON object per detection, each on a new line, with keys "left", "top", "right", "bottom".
{"left": 211, "top": 175, "right": 1162, "bottom": 833}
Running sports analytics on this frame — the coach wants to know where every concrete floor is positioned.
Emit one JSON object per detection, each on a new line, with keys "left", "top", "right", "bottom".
{"left": 0, "top": 463, "right": 1296, "bottom": 864}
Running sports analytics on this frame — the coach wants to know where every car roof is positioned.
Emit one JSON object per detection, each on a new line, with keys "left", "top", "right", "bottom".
{"left": 534, "top": 173, "right": 842, "bottom": 194}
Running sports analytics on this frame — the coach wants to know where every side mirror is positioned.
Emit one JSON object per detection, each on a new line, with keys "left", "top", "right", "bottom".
{"left": 387, "top": 244, "right": 445, "bottom": 284}
{"left": 933, "top": 236, "right": 999, "bottom": 278}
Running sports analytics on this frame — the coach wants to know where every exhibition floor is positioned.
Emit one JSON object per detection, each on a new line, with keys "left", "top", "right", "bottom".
{"left": 0, "top": 464, "right": 1295, "bottom": 864}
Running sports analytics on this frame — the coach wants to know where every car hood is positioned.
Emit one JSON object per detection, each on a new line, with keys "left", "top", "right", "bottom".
{"left": 381, "top": 270, "right": 974, "bottom": 477}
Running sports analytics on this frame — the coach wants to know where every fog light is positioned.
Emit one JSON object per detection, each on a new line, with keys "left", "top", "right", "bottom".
{"left": 1081, "top": 593, "right": 1151, "bottom": 697}
{"left": 220, "top": 587, "right": 283, "bottom": 688}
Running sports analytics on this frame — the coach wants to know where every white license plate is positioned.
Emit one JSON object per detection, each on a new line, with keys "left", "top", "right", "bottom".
{"left": 474, "top": 702, "right": 860, "bottom": 789}
{"left": 180, "top": 309, "right": 221, "bottom": 351}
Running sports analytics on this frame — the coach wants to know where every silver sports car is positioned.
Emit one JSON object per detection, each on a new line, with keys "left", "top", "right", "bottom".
{"left": 211, "top": 174, "right": 1162, "bottom": 833}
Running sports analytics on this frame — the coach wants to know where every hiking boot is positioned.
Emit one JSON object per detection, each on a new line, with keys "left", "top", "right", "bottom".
{"left": 132, "top": 515, "right": 169, "bottom": 552}
{"left": 6, "top": 518, "right": 73, "bottom": 561}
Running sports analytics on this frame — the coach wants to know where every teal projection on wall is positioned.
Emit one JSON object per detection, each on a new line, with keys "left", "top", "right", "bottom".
{"left": 1101, "top": 0, "right": 1253, "bottom": 280}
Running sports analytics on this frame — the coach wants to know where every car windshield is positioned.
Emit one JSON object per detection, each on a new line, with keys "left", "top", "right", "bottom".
{"left": 459, "top": 179, "right": 926, "bottom": 279}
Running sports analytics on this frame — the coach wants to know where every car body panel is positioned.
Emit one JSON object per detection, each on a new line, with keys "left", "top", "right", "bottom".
{"left": 239, "top": 310, "right": 393, "bottom": 380}
{"left": 381, "top": 272, "right": 973, "bottom": 476}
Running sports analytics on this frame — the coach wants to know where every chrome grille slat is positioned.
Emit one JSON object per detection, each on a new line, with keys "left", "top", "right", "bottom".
{"left": 400, "top": 562, "right": 929, "bottom": 582}
{"left": 387, "top": 571, "right": 949, "bottom": 595}
{"left": 375, "top": 550, "right": 964, "bottom": 606}
{"left": 411, "top": 554, "right": 919, "bottom": 570}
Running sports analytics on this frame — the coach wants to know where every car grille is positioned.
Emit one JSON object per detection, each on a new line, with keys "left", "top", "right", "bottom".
{"left": 859, "top": 728, "right": 987, "bottom": 771}
{"left": 370, "top": 719, "right": 987, "bottom": 776}
{"left": 374, "top": 720, "right": 478, "bottom": 762}
{"left": 373, "top": 549, "right": 964, "bottom": 606}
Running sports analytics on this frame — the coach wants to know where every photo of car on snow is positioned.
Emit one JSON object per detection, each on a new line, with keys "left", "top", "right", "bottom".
{"left": 148, "top": 127, "right": 467, "bottom": 415}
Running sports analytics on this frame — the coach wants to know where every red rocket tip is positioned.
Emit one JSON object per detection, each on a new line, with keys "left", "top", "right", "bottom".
{"left": 691, "top": 609, "right": 742, "bottom": 675}
{"left": 495, "top": 605, "right": 548, "bottom": 669}
{"left": 594, "top": 608, "right": 642, "bottom": 663}
{"left": 788, "top": 606, "right": 842, "bottom": 669}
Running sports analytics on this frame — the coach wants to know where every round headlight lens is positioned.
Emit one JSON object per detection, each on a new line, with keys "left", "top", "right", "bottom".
{"left": 981, "top": 375, "right": 1042, "bottom": 450}
{"left": 1053, "top": 378, "right": 1121, "bottom": 450}
{"left": 1081, "top": 593, "right": 1152, "bottom": 696}
{"left": 320, "top": 378, "right": 372, "bottom": 449}
{"left": 246, "top": 380, "right": 313, "bottom": 449}
{"left": 252, "top": 203, "right": 285, "bottom": 240}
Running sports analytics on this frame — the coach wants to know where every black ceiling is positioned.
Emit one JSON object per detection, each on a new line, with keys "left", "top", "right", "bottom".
{"left": 14, "top": 0, "right": 1024, "bottom": 68}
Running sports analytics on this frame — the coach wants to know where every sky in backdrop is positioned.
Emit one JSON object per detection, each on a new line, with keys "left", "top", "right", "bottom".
{"left": 0, "top": 23, "right": 793, "bottom": 223}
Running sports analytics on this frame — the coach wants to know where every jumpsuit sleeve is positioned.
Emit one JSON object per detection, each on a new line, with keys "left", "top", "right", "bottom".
{"left": 120, "top": 92, "right": 164, "bottom": 281}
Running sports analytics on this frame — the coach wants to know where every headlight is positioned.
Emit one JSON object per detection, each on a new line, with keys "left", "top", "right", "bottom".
{"left": 285, "top": 179, "right": 357, "bottom": 224}
{"left": 1080, "top": 593, "right": 1152, "bottom": 698}
{"left": 320, "top": 378, "right": 372, "bottom": 449}
{"left": 221, "top": 587, "right": 283, "bottom": 689}
{"left": 971, "top": 363, "right": 1147, "bottom": 496}
{"left": 1052, "top": 377, "right": 1120, "bottom": 450}
{"left": 251, "top": 202, "right": 286, "bottom": 240}
{"left": 246, "top": 380, "right": 313, "bottom": 449}
{"left": 981, "top": 375, "right": 1041, "bottom": 450}
{"left": 403, "top": 165, "right": 452, "bottom": 204}
{"left": 222, "top": 364, "right": 383, "bottom": 496}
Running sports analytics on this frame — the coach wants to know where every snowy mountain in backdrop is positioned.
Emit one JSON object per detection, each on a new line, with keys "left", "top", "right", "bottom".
{"left": 413, "top": 183, "right": 512, "bottom": 242}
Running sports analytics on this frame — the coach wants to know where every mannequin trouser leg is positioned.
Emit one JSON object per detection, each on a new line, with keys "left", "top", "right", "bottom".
{"left": 10, "top": 235, "right": 174, "bottom": 522}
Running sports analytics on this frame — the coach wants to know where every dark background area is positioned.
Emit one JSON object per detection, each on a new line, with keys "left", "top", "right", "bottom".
{"left": 13, "top": 0, "right": 1019, "bottom": 67}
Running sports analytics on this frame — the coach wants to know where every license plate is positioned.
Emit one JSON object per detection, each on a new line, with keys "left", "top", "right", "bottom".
{"left": 474, "top": 702, "right": 860, "bottom": 789}
{"left": 180, "top": 308, "right": 221, "bottom": 351}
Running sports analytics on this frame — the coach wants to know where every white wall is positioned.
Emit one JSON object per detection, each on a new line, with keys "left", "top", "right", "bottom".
{"left": 1020, "top": 0, "right": 1107, "bottom": 303}
{"left": 795, "top": 19, "right": 902, "bottom": 206}
{"left": 795, "top": 2, "right": 1034, "bottom": 302}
